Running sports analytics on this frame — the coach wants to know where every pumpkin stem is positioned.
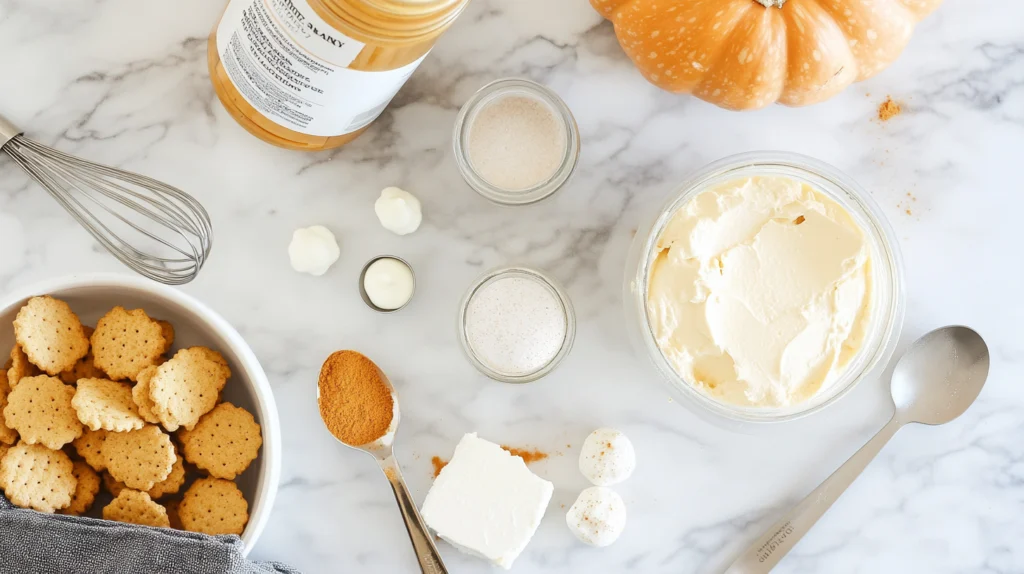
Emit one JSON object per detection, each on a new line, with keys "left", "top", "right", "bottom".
{"left": 753, "top": 0, "right": 787, "bottom": 7}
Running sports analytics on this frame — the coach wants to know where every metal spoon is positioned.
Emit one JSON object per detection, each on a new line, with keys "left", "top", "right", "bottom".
{"left": 726, "top": 326, "right": 990, "bottom": 573}
{"left": 317, "top": 353, "right": 448, "bottom": 574}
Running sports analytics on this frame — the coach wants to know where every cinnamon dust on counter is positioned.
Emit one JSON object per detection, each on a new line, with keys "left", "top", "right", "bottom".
{"left": 501, "top": 446, "right": 549, "bottom": 465}
{"left": 877, "top": 96, "right": 902, "bottom": 121}
{"left": 317, "top": 351, "right": 394, "bottom": 446}
{"left": 897, "top": 191, "right": 918, "bottom": 216}
{"left": 430, "top": 446, "right": 550, "bottom": 478}
{"left": 431, "top": 456, "right": 448, "bottom": 478}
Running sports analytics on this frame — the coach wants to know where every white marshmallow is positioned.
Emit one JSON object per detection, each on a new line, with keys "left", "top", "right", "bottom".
{"left": 288, "top": 225, "right": 340, "bottom": 276}
{"left": 579, "top": 428, "right": 635, "bottom": 486}
{"left": 374, "top": 186, "right": 422, "bottom": 235}
{"left": 566, "top": 486, "right": 627, "bottom": 547}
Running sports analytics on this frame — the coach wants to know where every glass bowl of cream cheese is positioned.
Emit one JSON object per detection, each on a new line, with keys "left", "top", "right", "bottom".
{"left": 625, "top": 152, "right": 905, "bottom": 426}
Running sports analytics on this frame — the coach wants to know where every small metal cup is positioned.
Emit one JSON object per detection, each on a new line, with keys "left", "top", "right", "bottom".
{"left": 358, "top": 255, "right": 416, "bottom": 313}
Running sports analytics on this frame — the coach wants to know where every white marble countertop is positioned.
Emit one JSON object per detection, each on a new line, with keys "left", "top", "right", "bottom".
{"left": 1, "top": 0, "right": 1022, "bottom": 572}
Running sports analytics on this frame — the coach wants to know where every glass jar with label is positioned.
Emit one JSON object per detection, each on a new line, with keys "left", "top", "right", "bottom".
{"left": 208, "top": 0, "right": 471, "bottom": 151}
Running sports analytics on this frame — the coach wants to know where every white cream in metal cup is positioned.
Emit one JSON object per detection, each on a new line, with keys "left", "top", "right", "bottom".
{"left": 359, "top": 255, "right": 416, "bottom": 313}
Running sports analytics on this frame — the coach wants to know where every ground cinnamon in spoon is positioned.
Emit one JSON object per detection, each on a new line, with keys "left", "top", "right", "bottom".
{"left": 317, "top": 351, "right": 394, "bottom": 446}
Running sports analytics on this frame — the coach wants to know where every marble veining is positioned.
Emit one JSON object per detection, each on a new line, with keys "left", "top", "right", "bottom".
{"left": 1, "top": 0, "right": 1022, "bottom": 572}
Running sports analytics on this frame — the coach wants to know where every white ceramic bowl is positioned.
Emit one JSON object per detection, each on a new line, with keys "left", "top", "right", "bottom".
{"left": 0, "top": 273, "right": 281, "bottom": 554}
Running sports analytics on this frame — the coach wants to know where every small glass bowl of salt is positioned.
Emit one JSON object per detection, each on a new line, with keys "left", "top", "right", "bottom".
{"left": 458, "top": 266, "right": 576, "bottom": 383}
{"left": 453, "top": 78, "right": 580, "bottom": 206}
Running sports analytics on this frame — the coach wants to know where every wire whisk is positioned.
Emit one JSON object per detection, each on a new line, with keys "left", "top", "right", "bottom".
{"left": 0, "top": 113, "right": 212, "bottom": 285}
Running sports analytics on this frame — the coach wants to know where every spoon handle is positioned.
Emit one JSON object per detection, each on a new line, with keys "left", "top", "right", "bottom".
{"left": 379, "top": 455, "right": 449, "bottom": 574}
{"left": 724, "top": 415, "right": 902, "bottom": 574}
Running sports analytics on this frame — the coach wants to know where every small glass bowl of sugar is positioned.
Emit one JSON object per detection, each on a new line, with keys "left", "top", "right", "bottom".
{"left": 458, "top": 266, "right": 576, "bottom": 383}
{"left": 453, "top": 78, "right": 580, "bottom": 205}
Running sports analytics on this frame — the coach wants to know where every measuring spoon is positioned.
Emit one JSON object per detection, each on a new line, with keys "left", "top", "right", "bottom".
{"left": 317, "top": 351, "right": 447, "bottom": 574}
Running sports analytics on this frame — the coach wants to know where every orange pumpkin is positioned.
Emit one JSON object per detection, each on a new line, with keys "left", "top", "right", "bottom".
{"left": 591, "top": 0, "right": 942, "bottom": 110}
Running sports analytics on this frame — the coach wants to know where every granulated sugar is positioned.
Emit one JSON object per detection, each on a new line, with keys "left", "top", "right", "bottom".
{"left": 467, "top": 95, "right": 565, "bottom": 191}
{"left": 464, "top": 275, "right": 566, "bottom": 376}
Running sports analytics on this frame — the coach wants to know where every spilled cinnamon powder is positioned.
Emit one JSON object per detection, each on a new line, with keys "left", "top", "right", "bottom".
{"left": 431, "top": 456, "right": 448, "bottom": 478}
{"left": 897, "top": 191, "right": 918, "bottom": 216}
{"left": 501, "top": 446, "right": 549, "bottom": 465}
{"left": 430, "top": 445, "right": 550, "bottom": 478}
{"left": 877, "top": 96, "right": 902, "bottom": 121}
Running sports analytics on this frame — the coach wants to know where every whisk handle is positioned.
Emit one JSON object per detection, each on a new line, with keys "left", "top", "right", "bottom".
{"left": 0, "top": 114, "right": 22, "bottom": 149}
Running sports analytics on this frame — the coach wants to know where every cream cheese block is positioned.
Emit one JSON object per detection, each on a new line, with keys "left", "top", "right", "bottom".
{"left": 420, "top": 433, "right": 554, "bottom": 569}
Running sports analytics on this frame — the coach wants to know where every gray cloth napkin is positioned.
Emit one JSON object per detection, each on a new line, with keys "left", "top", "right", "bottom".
{"left": 0, "top": 495, "right": 299, "bottom": 574}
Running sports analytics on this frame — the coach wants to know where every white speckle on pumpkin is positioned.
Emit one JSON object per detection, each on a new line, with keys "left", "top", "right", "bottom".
{"left": 689, "top": 17, "right": 696, "bottom": 23}
{"left": 651, "top": 30, "right": 660, "bottom": 38}
{"left": 866, "top": 29, "right": 878, "bottom": 41}
{"left": 812, "top": 50, "right": 821, "bottom": 61}
{"left": 692, "top": 61, "right": 703, "bottom": 70}
{"left": 648, "top": 51, "right": 658, "bottom": 59}
{"left": 712, "top": 89, "right": 721, "bottom": 96}
{"left": 738, "top": 48, "right": 749, "bottom": 64}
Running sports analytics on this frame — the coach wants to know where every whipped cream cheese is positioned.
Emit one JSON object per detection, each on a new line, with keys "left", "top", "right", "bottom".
{"left": 647, "top": 175, "right": 873, "bottom": 408}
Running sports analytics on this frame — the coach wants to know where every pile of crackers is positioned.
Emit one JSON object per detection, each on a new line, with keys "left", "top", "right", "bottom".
{"left": 0, "top": 296, "right": 262, "bottom": 536}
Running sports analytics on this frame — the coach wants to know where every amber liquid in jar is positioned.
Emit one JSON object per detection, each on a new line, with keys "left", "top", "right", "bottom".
{"left": 209, "top": 0, "right": 469, "bottom": 151}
